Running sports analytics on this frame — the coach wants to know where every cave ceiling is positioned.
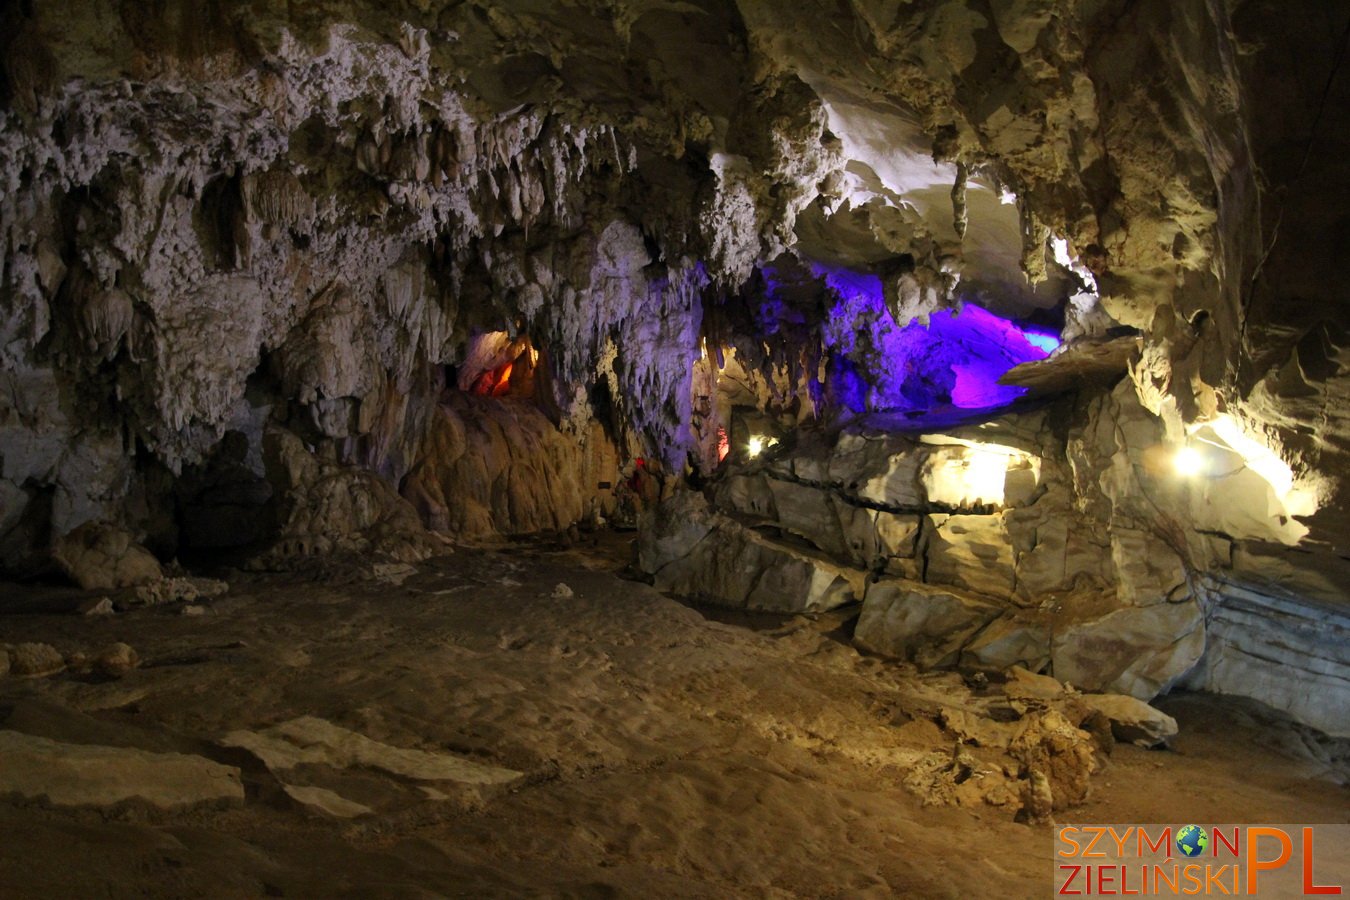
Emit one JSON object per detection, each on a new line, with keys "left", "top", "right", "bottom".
{"left": 1, "top": 0, "right": 1348, "bottom": 554}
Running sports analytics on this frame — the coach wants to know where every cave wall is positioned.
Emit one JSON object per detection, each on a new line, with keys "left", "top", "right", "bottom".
{"left": 0, "top": 0, "right": 1347, "bottom": 635}
{"left": 638, "top": 384, "right": 1350, "bottom": 736}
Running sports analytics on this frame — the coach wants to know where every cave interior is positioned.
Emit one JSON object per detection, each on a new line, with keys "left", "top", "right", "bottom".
{"left": 0, "top": 0, "right": 1348, "bottom": 896}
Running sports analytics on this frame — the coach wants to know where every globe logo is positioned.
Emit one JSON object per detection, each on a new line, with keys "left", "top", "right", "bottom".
{"left": 1176, "top": 825, "right": 1209, "bottom": 858}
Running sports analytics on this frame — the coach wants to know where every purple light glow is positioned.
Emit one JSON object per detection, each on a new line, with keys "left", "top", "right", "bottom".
{"left": 804, "top": 264, "right": 1058, "bottom": 414}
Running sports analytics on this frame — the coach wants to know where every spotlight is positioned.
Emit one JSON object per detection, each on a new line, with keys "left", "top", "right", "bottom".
{"left": 746, "top": 436, "right": 764, "bottom": 458}
{"left": 1173, "top": 446, "right": 1206, "bottom": 477}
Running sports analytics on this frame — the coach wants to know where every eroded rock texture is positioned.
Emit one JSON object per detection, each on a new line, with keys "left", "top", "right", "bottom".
{"left": 1, "top": 1, "right": 1348, "bottom": 729}
{"left": 640, "top": 389, "right": 1350, "bottom": 732}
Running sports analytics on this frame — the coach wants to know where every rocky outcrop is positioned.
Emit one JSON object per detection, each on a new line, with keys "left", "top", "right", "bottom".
{"left": 0, "top": 731, "right": 243, "bottom": 810}
{"left": 638, "top": 491, "right": 864, "bottom": 614}
{"left": 51, "top": 522, "right": 163, "bottom": 591}
{"left": 255, "top": 428, "right": 443, "bottom": 566}
{"left": 7, "top": 643, "right": 65, "bottom": 679}
{"left": 221, "top": 714, "right": 522, "bottom": 818}
{"left": 855, "top": 581, "right": 1003, "bottom": 669}
{"left": 640, "top": 390, "right": 1349, "bottom": 729}
{"left": 1051, "top": 601, "right": 1205, "bottom": 699}
{"left": 402, "top": 394, "right": 620, "bottom": 539}
{"left": 1, "top": 0, "right": 1343, "bottom": 564}
{"left": 1186, "top": 571, "right": 1350, "bottom": 739}
{"left": 895, "top": 663, "right": 1177, "bottom": 817}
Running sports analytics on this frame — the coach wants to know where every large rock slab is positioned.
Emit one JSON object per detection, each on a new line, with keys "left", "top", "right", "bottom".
{"left": 959, "top": 614, "right": 1050, "bottom": 672}
{"left": 637, "top": 489, "right": 718, "bottom": 573}
{"left": 923, "top": 513, "right": 1017, "bottom": 598}
{"left": 651, "top": 522, "right": 864, "bottom": 614}
{"left": 1078, "top": 693, "right": 1179, "bottom": 747}
{"left": 222, "top": 716, "right": 523, "bottom": 786}
{"left": 712, "top": 474, "right": 923, "bottom": 575}
{"left": 1185, "top": 577, "right": 1350, "bottom": 738}
{"left": 1051, "top": 599, "right": 1205, "bottom": 698}
{"left": 0, "top": 731, "right": 243, "bottom": 809}
{"left": 641, "top": 491, "right": 865, "bottom": 613}
{"left": 855, "top": 580, "right": 1002, "bottom": 668}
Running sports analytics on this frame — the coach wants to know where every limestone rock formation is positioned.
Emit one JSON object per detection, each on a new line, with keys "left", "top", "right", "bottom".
{"left": 8, "top": 643, "right": 65, "bottom": 679}
{"left": 0, "top": 0, "right": 1347, "bottom": 750}
{"left": 403, "top": 394, "right": 619, "bottom": 539}
{"left": 52, "top": 522, "right": 163, "bottom": 591}
{"left": 639, "top": 394, "right": 1347, "bottom": 728}
{"left": 1009, "top": 709, "right": 1098, "bottom": 811}
{"left": 855, "top": 581, "right": 1003, "bottom": 669}
{"left": 638, "top": 490, "right": 865, "bottom": 614}
{"left": 0, "top": 731, "right": 243, "bottom": 810}
{"left": 222, "top": 716, "right": 524, "bottom": 787}
{"left": 256, "top": 427, "right": 443, "bottom": 566}
{"left": 1077, "top": 694, "right": 1179, "bottom": 749}
{"left": 93, "top": 642, "right": 140, "bottom": 679}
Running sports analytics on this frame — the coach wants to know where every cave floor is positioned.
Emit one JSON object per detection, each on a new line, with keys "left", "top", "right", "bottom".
{"left": 0, "top": 538, "right": 1345, "bottom": 899}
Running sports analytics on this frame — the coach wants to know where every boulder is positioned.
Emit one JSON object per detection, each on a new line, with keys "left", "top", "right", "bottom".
{"left": 9, "top": 643, "right": 65, "bottom": 678}
{"left": 94, "top": 643, "right": 140, "bottom": 679}
{"left": 650, "top": 517, "right": 864, "bottom": 614}
{"left": 77, "top": 597, "right": 115, "bottom": 616}
{"left": 923, "top": 514, "right": 1017, "bottom": 599}
{"left": 636, "top": 490, "right": 717, "bottom": 573}
{"left": 854, "top": 580, "right": 1002, "bottom": 668}
{"left": 1051, "top": 599, "right": 1205, "bottom": 699}
{"left": 1078, "top": 693, "right": 1178, "bottom": 747}
{"left": 641, "top": 489, "right": 867, "bottom": 613}
{"left": 960, "top": 614, "right": 1050, "bottom": 672}
{"left": 52, "top": 522, "right": 162, "bottom": 591}
{"left": 1003, "top": 665, "right": 1067, "bottom": 702}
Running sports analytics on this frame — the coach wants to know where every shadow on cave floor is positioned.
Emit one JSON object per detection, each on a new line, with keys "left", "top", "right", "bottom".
{"left": 0, "top": 540, "right": 1346, "bottom": 899}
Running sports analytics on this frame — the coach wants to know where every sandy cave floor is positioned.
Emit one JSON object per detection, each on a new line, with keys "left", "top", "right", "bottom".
{"left": 0, "top": 536, "right": 1346, "bottom": 899}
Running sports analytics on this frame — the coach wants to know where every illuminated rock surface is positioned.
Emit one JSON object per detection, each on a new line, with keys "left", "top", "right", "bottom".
{"left": 1, "top": 0, "right": 1349, "bottom": 893}
{"left": 0, "top": 731, "right": 244, "bottom": 810}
